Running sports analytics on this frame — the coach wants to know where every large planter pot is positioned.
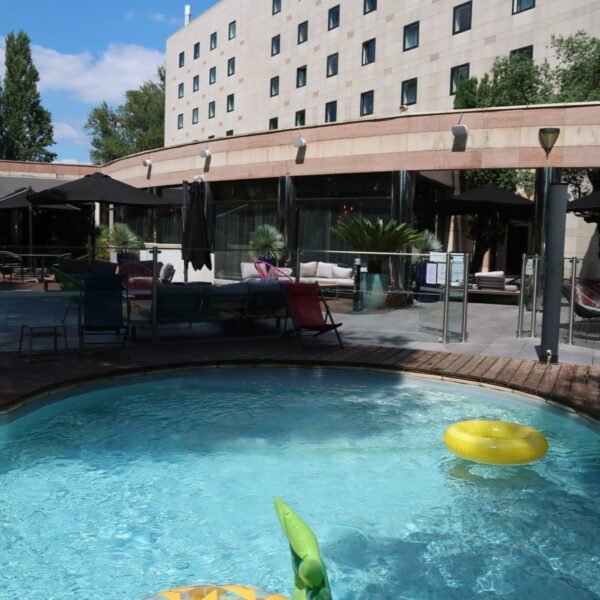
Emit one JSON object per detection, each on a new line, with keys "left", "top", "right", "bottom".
{"left": 363, "top": 273, "right": 390, "bottom": 308}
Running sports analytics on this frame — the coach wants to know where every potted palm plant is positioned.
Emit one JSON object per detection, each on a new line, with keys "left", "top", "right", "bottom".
{"left": 249, "top": 224, "right": 285, "bottom": 266}
{"left": 108, "top": 222, "right": 145, "bottom": 264}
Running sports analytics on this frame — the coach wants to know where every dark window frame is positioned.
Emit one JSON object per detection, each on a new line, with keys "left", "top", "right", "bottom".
{"left": 450, "top": 63, "right": 470, "bottom": 95}
{"left": 510, "top": 45, "right": 534, "bottom": 59}
{"left": 228, "top": 20, "right": 237, "bottom": 40}
{"left": 227, "top": 93, "right": 235, "bottom": 112}
{"left": 362, "top": 38, "right": 376, "bottom": 65}
{"left": 227, "top": 57, "right": 236, "bottom": 76}
{"left": 326, "top": 52, "right": 339, "bottom": 77}
{"left": 328, "top": 5, "right": 340, "bottom": 30}
{"left": 178, "top": 82, "right": 184, "bottom": 98}
{"left": 296, "top": 65, "right": 307, "bottom": 88}
{"left": 272, "top": 0, "right": 281, "bottom": 15}
{"left": 453, "top": 1, "right": 472, "bottom": 35}
{"left": 226, "top": 130, "right": 234, "bottom": 136}
{"left": 270, "top": 76, "right": 280, "bottom": 97}
{"left": 325, "top": 100, "right": 337, "bottom": 123}
{"left": 192, "top": 107, "right": 199, "bottom": 124}
{"left": 295, "top": 109, "right": 306, "bottom": 126}
{"left": 177, "top": 113, "right": 184, "bottom": 129}
{"left": 271, "top": 34, "right": 281, "bottom": 56}
{"left": 269, "top": 117, "right": 279, "bottom": 130}
{"left": 363, "top": 0, "right": 377, "bottom": 15}
{"left": 209, "top": 67, "right": 216, "bottom": 85}
{"left": 193, "top": 75, "right": 199, "bottom": 92}
{"left": 193, "top": 42, "right": 200, "bottom": 59}
{"left": 512, "top": 0, "right": 535, "bottom": 15}
{"left": 208, "top": 101, "right": 216, "bottom": 119}
{"left": 210, "top": 31, "right": 217, "bottom": 50}
{"left": 178, "top": 51, "right": 185, "bottom": 68}
{"left": 403, "top": 21, "right": 419, "bottom": 51}
{"left": 360, "top": 90, "right": 374, "bottom": 116}
{"left": 298, "top": 20, "right": 308, "bottom": 44}
{"left": 401, "top": 77, "right": 418, "bottom": 105}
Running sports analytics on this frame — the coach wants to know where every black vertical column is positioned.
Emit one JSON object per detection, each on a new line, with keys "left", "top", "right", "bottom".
{"left": 540, "top": 183, "right": 569, "bottom": 363}
{"left": 278, "top": 176, "right": 296, "bottom": 265}
{"left": 203, "top": 180, "right": 214, "bottom": 249}
{"left": 391, "top": 171, "right": 415, "bottom": 289}
{"left": 533, "top": 167, "right": 559, "bottom": 256}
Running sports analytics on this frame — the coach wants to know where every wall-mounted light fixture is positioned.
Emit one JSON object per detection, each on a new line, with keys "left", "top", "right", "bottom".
{"left": 451, "top": 124, "right": 468, "bottom": 152}
{"left": 292, "top": 137, "right": 307, "bottom": 149}
{"left": 142, "top": 159, "right": 152, "bottom": 179}
{"left": 192, "top": 174, "right": 204, "bottom": 182}
{"left": 538, "top": 127, "right": 560, "bottom": 158}
{"left": 451, "top": 124, "right": 469, "bottom": 138}
{"left": 200, "top": 148, "right": 211, "bottom": 159}
{"left": 142, "top": 159, "right": 152, "bottom": 167}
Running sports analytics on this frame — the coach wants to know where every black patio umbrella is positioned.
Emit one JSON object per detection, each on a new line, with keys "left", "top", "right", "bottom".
{"left": 182, "top": 180, "right": 212, "bottom": 274}
{"left": 28, "top": 172, "right": 181, "bottom": 206}
{"left": 0, "top": 187, "right": 80, "bottom": 255}
{"left": 566, "top": 191, "right": 600, "bottom": 212}
{"left": 438, "top": 183, "right": 534, "bottom": 219}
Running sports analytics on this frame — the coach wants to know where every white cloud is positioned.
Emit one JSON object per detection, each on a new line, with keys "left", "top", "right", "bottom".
{"left": 54, "top": 121, "right": 89, "bottom": 145}
{"left": 125, "top": 10, "right": 136, "bottom": 20}
{"left": 52, "top": 157, "right": 92, "bottom": 165}
{"left": 33, "top": 43, "right": 164, "bottom": 104}
{"left": 151, "top": 12, "right": 182, "bottom": 26}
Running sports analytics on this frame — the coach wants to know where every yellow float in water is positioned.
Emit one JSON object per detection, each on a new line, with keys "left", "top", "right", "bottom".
{"left": 444, "top": 419, "right": 548, "bottom": 465}
{"left": 146, "top": 584, "right": 289, "bottom": 600}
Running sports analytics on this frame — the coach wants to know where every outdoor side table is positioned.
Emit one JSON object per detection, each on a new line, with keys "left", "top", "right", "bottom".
{"left": 19, "top": 324, "right": 68, "bottom": 360}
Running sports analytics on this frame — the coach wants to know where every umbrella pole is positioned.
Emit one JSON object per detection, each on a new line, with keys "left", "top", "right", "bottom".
{"left": 28, "top": 205, "right": 33, "bottom": 256}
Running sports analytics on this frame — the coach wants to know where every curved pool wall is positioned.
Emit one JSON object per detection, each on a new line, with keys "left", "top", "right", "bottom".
{"left": 0, "top": 367, "right": 598, "bottom": 599}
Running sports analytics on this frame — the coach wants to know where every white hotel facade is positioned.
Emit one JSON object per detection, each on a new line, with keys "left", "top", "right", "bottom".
{"left": 165, "top": 0, "right": 600, "bottom": 145}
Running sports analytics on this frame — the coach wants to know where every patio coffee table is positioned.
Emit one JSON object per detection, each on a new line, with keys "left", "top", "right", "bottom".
{"left": 19, "top": 324, "right": 68, "bottom": 360}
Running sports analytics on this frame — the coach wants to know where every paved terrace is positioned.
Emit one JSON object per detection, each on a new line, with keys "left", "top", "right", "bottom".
{"left": 0, "top": 336, "right": 598, "bottom": 421}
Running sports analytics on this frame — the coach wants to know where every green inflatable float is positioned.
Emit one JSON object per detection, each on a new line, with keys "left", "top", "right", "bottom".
{"left": 274, "top": 497, "right": 332, "bottom": 600}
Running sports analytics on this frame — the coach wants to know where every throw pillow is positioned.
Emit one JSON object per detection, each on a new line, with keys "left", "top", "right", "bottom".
{"left": 332, "top": 265, "right": 353, "bottom": 279}
{"left": 159, "top": 263, "right": 175, "bottom": 282}
{"left": 300, "top": 261, "right": 318, "bottom": 277}
{"left": 315, "top": 262, "right": 335, "bottom": 278}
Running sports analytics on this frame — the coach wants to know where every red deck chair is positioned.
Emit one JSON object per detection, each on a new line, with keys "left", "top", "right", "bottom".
{"left": 282, "top": 283, "right": 343, "bottom": 348}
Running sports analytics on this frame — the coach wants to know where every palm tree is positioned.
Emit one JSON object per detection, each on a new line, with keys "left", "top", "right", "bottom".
{"left": 248, "top": 224, "right": 285, "bottom": 264}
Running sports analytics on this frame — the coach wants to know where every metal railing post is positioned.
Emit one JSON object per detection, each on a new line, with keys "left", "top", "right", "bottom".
{"left": 442, "top": 252, "right": 451, "bottom": 344}
{"left": 516, "top": 253, "right": 527, "bottom": 338}
{"left": 461, "top": 252, "right": 469, "bottom": 342}
{"left": 295, "top": 247, "right": 300, "bottom": 283}
{"left": 151, "top": 246, "right": 161, "bottom": 343}
{"left": 531, "top": 254, "right": 540, "bottom": 338}
{"left": 353, "top": 257, "right": 362, "bottom": 312}
{"left": 568, "top": 256, "right": 577, "bottom": 345}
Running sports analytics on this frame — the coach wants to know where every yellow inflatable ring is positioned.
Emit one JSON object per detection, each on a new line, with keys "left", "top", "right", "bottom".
{"left": 444, "top": 419, "right": 548, "bottom": 465}
{"left": 145, "top": 584, "right": 289, "bottom": 600}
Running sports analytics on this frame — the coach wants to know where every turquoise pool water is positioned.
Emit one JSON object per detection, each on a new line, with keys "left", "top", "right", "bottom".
{"left": 0, "top": 368, "right": 598, "bottom": 599}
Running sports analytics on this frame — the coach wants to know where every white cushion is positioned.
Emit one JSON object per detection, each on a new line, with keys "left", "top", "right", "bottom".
{"left": 240, "top": 262, "right": 260, "bottom": 279}
{"left": 315, "top": 262, "right": 335, "bottom": 278}
{"left": 332, "top": 265, "right": 353, "bottom": 279}
{"left": 268, "top": 266, "right": 293, "bottom": 279}
{"left": 300, "top": 261, "right": 318, "bottom": 277}
{"left": 475, "top": 271, "right": 504, "bottom": 277}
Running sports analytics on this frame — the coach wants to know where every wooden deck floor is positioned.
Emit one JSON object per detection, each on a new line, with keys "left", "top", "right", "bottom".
{"left": 1, "top": 338, "right": 599, "bottom": 420}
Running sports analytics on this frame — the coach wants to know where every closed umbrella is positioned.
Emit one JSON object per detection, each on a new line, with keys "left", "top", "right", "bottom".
{"left": 182, "top": 180, "right": 212, "bottom": 275}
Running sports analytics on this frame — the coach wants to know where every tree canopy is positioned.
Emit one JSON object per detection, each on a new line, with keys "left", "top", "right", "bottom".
{"left": 0, "top": 30, "right": 56, "bottom": 162}
{"left": 85, "top": 66, "right": 165, "bottom": 165}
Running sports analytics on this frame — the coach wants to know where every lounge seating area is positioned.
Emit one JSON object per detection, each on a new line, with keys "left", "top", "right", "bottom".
{"left": 240, "top": 260, "right": 354, "bottom": 289}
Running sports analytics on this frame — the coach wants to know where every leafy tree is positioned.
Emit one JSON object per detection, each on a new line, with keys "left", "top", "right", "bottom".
{"left": 0, "top": 30, "right": 56, "bottom": 161}
{"left": 86, "top": 66, "right": 165, "bottom": 164}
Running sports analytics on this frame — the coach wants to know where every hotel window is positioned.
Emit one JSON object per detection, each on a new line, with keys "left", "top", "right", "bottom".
{"left": 450, "top": 63, "right": 470, "bottom": 94}
{"left": 453, "top": 2, "right": 472, "bottom": 34}
{"left": 325, "top": 100, "right": 337, "bottom": 123}
{"left": 210, "top": 32, "right": 217, "bottom": 50}
{"left": 273, "top": 0, "right": 281, "bottom": 15}
{"left": 360, "top": 90, "right": 374, "bottom": 116}
{"left": 228, "top": 57, "right": 236, "bottom": 76}
{"left": 298, "top": 21, "right": 308, "bottom": 44}
{"left": 295, "top": 109, "right": 306, "bottom": 126}
{"left": 364, "top": 0, "right": 377, "bottom": 14}
{"left": 192, "top": 107, "right": 199, "bottom": 124}
{"left": 193, "top": 42, "right": 200, "bottom": 59}
{"left": 326, "top": 52, "right": 338, "bottom": 77}
{"left": 227, "top": 93, "right": 235, "bottom": 112}
{"left": 328, "top": 5, "right": 340, "bottom": 30}
{"left": 270, "top": 76, "right": 279, "bottom": 97}
{"left": 226, "top": 130, "right": 234, "bottom": 136}
{"left": 178, "top": 82, "right": 184, "bottom": 98}
{"left": 403, "top": 21, "right": 419, "bottom": 51}
{"left": 208, "top": 101, "right": 215, "bottom": 118}
{"left": 177, "top": 113, "right": 183, "bottom": 129}
{"left": 228, "top": 20, "right": 237, "bottom": 40}
{"left": 296, "top": 65, "right": 307, "bottom": 88}
{"left": 513, "top": 0, "right": 535, "bottom": 14}
{"left": 193, "top": 75, "right": 199, "bottom": 92}
{"left": 401, "top": 78, "right": 417, "bottom": 105}
{"left": 271, "top": 34, "right": 281, "bottom": 56}
{"left": 209, "top": 67, "right": 216, "bottom": 85}
{"left": 269, "top": 117, "right": 279, "bottom": 130}
{"left": 178, "top": 52, "right": 185, "bottom": 67}
{"left": 362, "top": 38, "right": 376, "bottom": 65}
{"left": 510, "top": 45, "right": 533, "bottom": 59}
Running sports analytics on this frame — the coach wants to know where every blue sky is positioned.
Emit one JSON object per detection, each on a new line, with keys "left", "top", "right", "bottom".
{"left": 0, "top": 1, "right": 216, "bottom": 164}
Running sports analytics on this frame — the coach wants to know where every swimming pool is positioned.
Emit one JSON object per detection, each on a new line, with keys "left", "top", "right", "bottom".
{"left": 0, "top": 367, "right": 598, "bottom": 599}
